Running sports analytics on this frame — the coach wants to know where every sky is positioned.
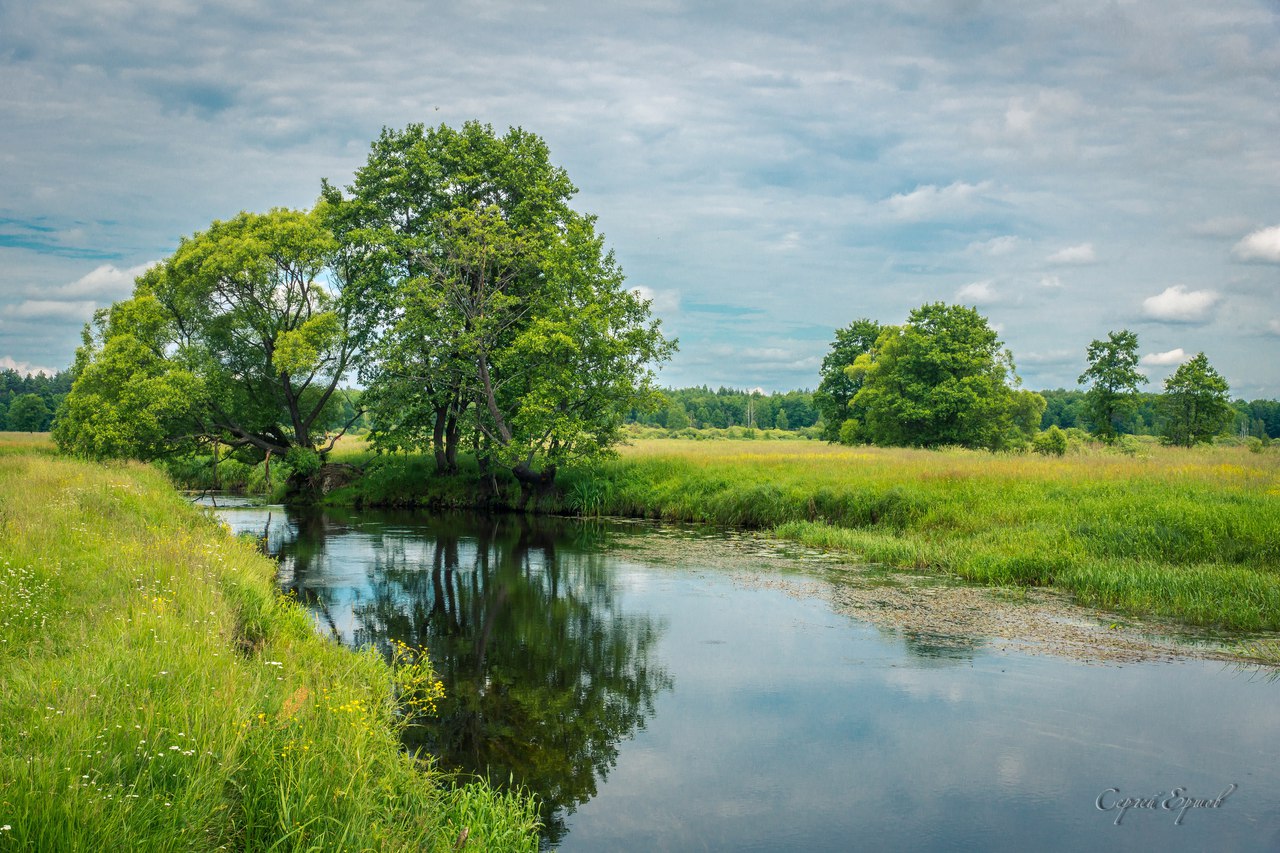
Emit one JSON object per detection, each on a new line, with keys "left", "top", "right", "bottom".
{"left": 2, "top": 0, "right": 1278, "bottom": 397}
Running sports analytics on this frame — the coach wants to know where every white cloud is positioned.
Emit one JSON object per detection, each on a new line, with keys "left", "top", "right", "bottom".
{"left": 1046, "top": 243, "right": 1096, "bottom": 265}
{"left": 1038, "top": 275, "right": 1063, "bottom": 288}
{"left": 1141, "top": 285, "right": 1221, "bottom": 322}
{"left": 1232, "top": 225, "right": 1280, "bottom": 263}
{"left": 1140, "top": 348, "right": 1189, "bottom": 366}
{"left": 955, "top": 280, "right": 999, "bottom": 304}
{"left": 1268, "top": 319, "right": 1280, "bottom": 336}
{"left": 36, "top": 261, "right": 156, "bottom": 299}
{"left": 8, "top": 300, "right": 98, "bottom": 321}
{"left": 631, "top": 285, "right": 681, "bottom": 316}
{"left": 882, "top": 181, "right": 991, "bottom": 221}
{"left": 0, "top": 355, "right": 59, "bottom": 376}
{"left": 966, "top": 235, "right": 1020, "bottom": 256}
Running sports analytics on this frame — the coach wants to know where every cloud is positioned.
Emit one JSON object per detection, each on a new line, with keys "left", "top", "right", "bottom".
{"left": 1141, "top": 285, "right": 1221, "bottom": 322}
{"left": 966, "top": 235, "right": 1020, "bottom": 256}
{"left": 882, "top": 181, "right": 991, "bottom": 222}
{"left": 36, "top": 261, "right": 155, "bottom": 299}
{"left": 955, "top": 280, "right": 999, "bottom": 305}
{"left": 1140, "top": 348, "right": 1189, "bottom": 366}
{"left": 8, "top": 300, "right": 98, "bottom": 321}
{"left": 1269, "top": 319, "right": 1280, "bottom": 336}
{"left": 1046, "top": 243, "right": 1096, "bottom": 265}
{"left": 1233, "top": 225, "right": 1280, "bottom": 263}
{"left": 1038, "top": 275, "right": 1063, "bottom": 288}
{"left": 631, "top": 285, "right": 681, "bottom": 316}
{"left": 0, "top": 355, "right": 59, "bottom": 376}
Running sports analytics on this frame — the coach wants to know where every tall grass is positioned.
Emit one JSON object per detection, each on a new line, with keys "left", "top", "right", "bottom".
{"left": 590, "top": 441, "right": 1280, "bottom": 632}
{"left": 0, "top": 446, "right": 539, "bottom": 850}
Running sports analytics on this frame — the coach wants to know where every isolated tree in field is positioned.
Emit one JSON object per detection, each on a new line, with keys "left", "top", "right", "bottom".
{"left": 1078, "top": 329, "right": 1145, "bottom": 441}
{"left": 56, "top": 207, "right": 374, "bottom": 461}
{"left": 7, "top": 393, "right": 50, "bottom": 432}
{"left": 813, "top": 318, "right": 883, "bottom": 442}
{"left": 851, "top": 303, "right": 1033, "bottom": 449}
{"left": 1159, "top": 352, "right": 1232, "bottom": 446}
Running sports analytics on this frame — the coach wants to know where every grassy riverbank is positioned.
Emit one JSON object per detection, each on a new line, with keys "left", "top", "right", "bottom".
{"left": 0, "top": 445, "right": 539, "bottom": 850}
{"left": 310, "top": 437, "right": 1280, "bottom": 634}
{"left": 583, "top": 440, "right": 1280, "bottom": 634}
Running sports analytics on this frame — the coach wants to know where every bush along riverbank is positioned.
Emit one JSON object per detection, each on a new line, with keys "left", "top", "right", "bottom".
{"left": 0, "top": 449, "right": 540, "bottom": 851}
{"left": 223, "top": 437, "right": 1280, "bottom": 637}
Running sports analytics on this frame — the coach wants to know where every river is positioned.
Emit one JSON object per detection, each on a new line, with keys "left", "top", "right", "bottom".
{"left": 207, "top": 499, "right": 1280, "bottom": 852}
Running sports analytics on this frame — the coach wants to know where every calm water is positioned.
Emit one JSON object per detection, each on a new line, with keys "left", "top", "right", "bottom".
{"left": 209, "top": 500, "right": 1280, "bottom": 852}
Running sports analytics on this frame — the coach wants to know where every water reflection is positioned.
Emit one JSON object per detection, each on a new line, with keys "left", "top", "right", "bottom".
{"left": 269, "top": 509, "right": 671, "bottom": 843}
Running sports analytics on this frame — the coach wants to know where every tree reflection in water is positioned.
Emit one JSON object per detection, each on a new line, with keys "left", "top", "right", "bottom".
{"left": 275, "top": 510, "right": 672, "bottom": 846}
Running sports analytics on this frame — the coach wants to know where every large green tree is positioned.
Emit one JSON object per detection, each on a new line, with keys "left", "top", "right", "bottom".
{"left": 322, "top": 121, "right": 580, "bottom": 474}
{"left": 1159, "top": 352, "right": 1232, "bottom": 446}
{"left": 56, "top": 207, "right": 374, "bottom": 461}
{"left": 326, "top": 122, "right": 673, "bottom": 500}
{"left": 850, "top": 303, "right": 1035, "bottom": 449}
{"left": 1078, "top": 329, "right": 1146, "bottom": 442}
{"left": 813, "top": 318, "right": 884, "bottom": 442}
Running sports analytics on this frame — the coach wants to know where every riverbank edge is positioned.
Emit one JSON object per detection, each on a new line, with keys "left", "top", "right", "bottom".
{"left": 0, "top": 449, "right": 541, "bottom": 851}
{"left": 299, "top": 445, "right": 1280, "bottom": 645}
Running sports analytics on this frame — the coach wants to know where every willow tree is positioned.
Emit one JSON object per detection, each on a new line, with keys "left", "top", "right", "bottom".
{"left": 55, "top": 207, "right": 375, "bottom": 463}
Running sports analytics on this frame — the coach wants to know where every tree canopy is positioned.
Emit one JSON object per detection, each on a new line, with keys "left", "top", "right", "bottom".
{"left": 813, "top": 318, "right": 883, "bottom": 442}
{"left": 843, "top": 303, "right": 1041, "bottom": 450}
{"left": 56, "top": 207, "right": 379, "bottom": 461}
{"left": 58, "top": 121, "right": 674, "bottom": 500}
{"left": 1159, "top": 352, "right": 1232, "bottom": 446}
{"left": 1078, "top": 329, "right": 1146, "bottom": 442}
{"left": 324, "top": 121, "right": 673, "bottom": 500}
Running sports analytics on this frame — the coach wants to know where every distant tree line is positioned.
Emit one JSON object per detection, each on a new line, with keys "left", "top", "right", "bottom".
{"left": 812, "top": 312, "right": 1265, "bottom": 449}
{"left": 628, "top": 387, "right": 819, "bottom": 431}
{"left": 0, "top": 369, "right": 71, "bottom": 432}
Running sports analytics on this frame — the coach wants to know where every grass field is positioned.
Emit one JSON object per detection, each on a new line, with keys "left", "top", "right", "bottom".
{"left": 0, "top": 442, "right": 539, "bottom": 851}
{"left": 563, "top": 439, "right": 1280, "bottom": 634}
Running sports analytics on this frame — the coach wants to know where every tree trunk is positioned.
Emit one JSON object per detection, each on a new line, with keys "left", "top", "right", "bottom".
{"left": 512, "top": 462, "right": 557, "bottom": 511}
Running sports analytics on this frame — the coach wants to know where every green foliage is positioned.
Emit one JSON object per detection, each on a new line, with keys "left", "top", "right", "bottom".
{"left": 285, "top": 446, "right": 323, "bottom": 477}
{"left": 330, "top": 121, "right": 674, "bottom": 485}
{"left": 1033, "top": 425, "right": 1069, "bottom": 456}
{"left": 0, "top": 367, "right": 72, "bottom": 432}
{"left": 813, "top": 318, "right": 884, "bottom": 441}
{"left": 852, "top": 303, "right": 1022, "bottom": 450}
{"left": 54, "top": 300, "right": 205, "bottom": 460}
{"left": 57, "top": 208, "right": 376, "bottom": 463}
{"left": 838, "top": 418, "right": 861, "bottom": 446}
{"left": 1159, "top": 352, "right": 1232, "bottom": 446}
{"left": 6, "top": 392, "right": 51, "bottom": 432}
{"left": 1078, "top": 329, "right": 1146, "bottom": 441}
{"left": 629, "top": 386, "right": 819, "bottom": 430}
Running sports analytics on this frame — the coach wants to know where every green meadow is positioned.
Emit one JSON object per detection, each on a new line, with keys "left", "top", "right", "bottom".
{"left": 0, "top": 438, "right": 539, "bottom": 851}
{"left": 570, "top": 438, "right": 1280, "bottom": 635}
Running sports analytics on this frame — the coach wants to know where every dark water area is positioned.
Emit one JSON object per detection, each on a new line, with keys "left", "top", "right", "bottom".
{"left": 208, "top": 500, "right": 1280, "bottom": 852}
